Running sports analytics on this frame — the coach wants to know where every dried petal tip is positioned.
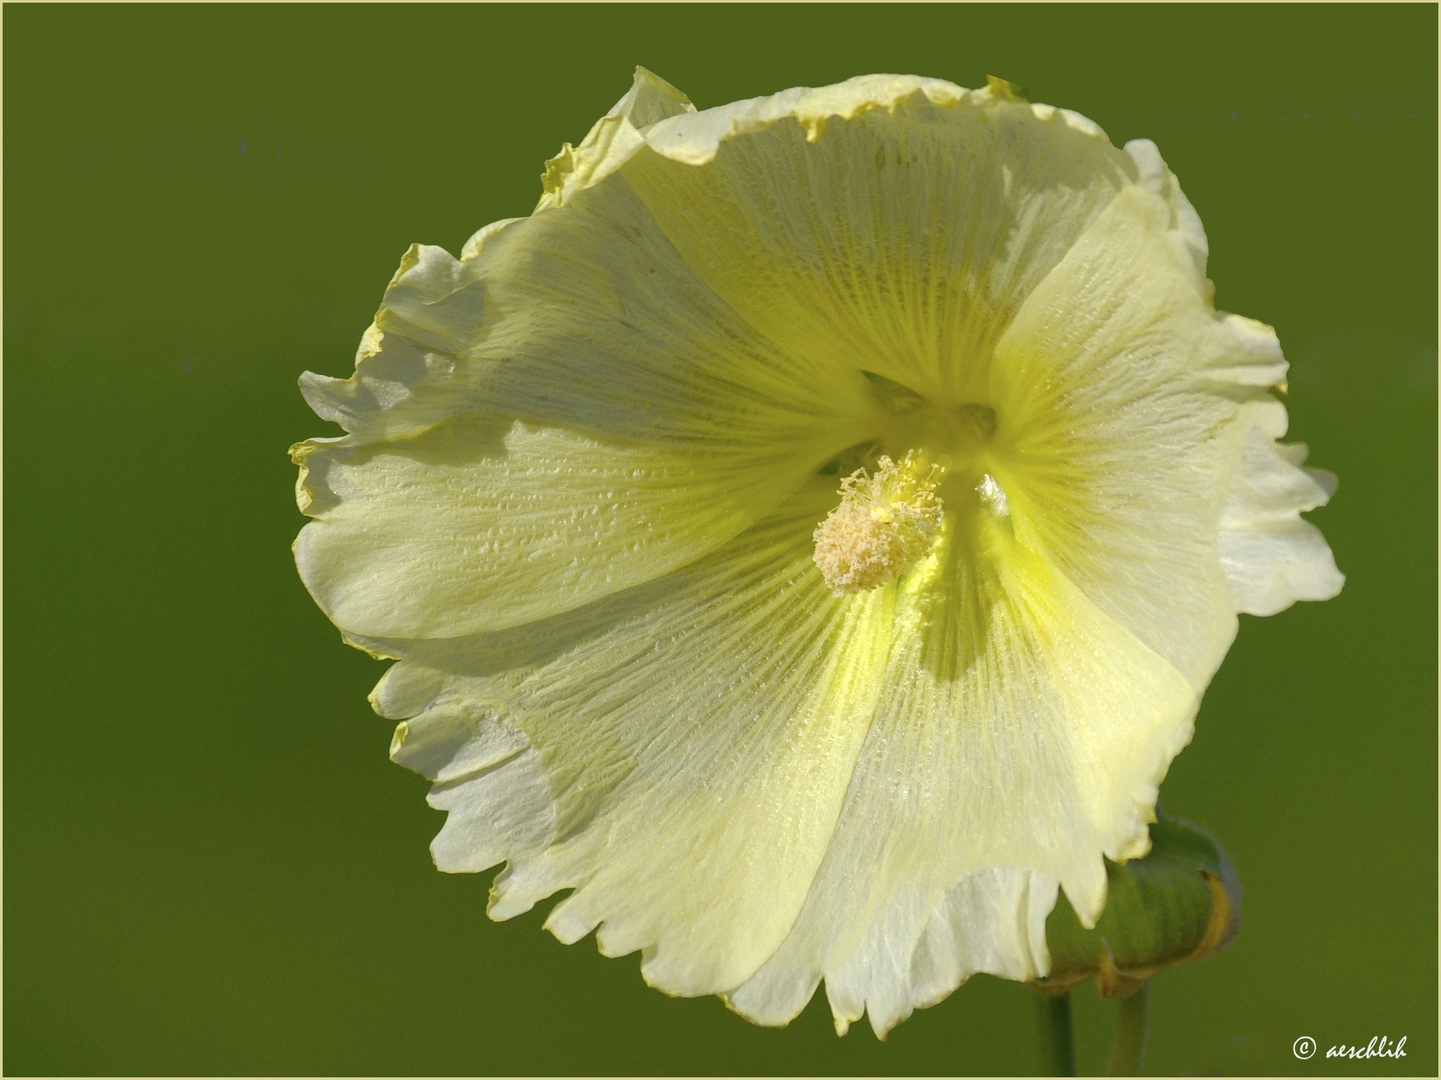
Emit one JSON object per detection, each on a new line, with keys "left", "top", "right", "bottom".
{"left": 812, "top": 452, "right": 944, "bottom": 595}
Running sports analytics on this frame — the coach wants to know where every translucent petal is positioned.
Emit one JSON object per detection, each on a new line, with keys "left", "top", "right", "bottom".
{"left": 294, "top": 141, "right": 885, "bottom": 636}
{"left": 294, "top": 419, "right": 830, "bottom": 637}
{"left": 987, "top": 182, "right": 1337, "bottom": 690}
{"left": 373, "top": 492, "right": 1198, "bottom": 1036}
{"left": 1218, "top": 415, "right": 1345, "bottom": 615}
{"left": 537, "top": 66, "right": 695, "bottom": 210}
{"left": 1119, "top": 140, "right": 1341, "bottom": 613}
{"left": 619, "top": 76, "right": 1140, "bottom": 405}
{"left": 729, "top": 513, "right": 1198, "bottom": 1037}
{"left": 374, "top": 480, "right": 896, "bottom": 996}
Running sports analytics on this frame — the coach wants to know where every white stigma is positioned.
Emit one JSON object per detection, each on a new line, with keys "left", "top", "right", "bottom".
{"left": 812, "top": 451, "right": 944, "bottom": 596}
{"left": 976, "top": 473, "right": 1010, "bottom": 517}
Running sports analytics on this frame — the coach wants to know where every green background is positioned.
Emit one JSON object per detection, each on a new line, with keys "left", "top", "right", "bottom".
{"left": 5, "top": 5, "right": 1435, "bottom": 1076}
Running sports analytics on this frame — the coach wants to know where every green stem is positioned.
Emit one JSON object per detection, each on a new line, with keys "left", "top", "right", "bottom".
{"left": 1036, "top": 991, "right": 1076, "bottom": 1076}
{"left": 1105, "top": 981, "right": 1151, "bottom": 1076}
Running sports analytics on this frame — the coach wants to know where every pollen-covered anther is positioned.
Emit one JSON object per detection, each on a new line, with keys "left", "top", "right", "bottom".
{"left": 812, "top": 452, "right": 945, "bottom": 595}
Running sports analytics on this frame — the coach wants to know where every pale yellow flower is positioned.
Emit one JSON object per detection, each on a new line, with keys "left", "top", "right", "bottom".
{"left": 292, "top": 70, "right": 1342, "bottom": 1037}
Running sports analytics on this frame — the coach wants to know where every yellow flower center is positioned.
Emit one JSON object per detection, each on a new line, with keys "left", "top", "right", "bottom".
{"left": 813, "top": 396, "right": 1016, "bottom": 596}
{"left": 812, "top": 451, "right": 945, "bottom": 595}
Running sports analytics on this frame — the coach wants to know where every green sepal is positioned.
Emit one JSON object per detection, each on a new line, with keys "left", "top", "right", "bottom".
{"left": 1032, "top": 814, "right": 1241, "bottom": 997}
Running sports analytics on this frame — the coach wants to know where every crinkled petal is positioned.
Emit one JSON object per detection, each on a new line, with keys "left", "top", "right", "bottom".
{"left": 294, "top": 105, "right": 888, "bottom": 636}
{"left": 729, "top": 509, "right": 1198, "bottom": 1037}
{"left": 537, "top": 66, "right": 695, "bottom": 210}
{"left": 373, "top": 480, "right": 895, "bottom": 997}
{"left": 1123, "top": 138, "right": 1210, "bottom": 290}
{"left": 1117, "top": 140, "right": 1342, "bottom": 612}
{"left": 1218, "top": 422, "right": 1345, "bottom": 615}
{"left": 987, "top": 180, "right": 1337, "bottom": 691}
{"left": 614, "top": 75, "right": 1141, "bottom": 406}
{"left": 293, "top": 419, "right": 832, "bottom": 637}
{"left": 372, "top": 486, "right": 1200, "bottom": 1039}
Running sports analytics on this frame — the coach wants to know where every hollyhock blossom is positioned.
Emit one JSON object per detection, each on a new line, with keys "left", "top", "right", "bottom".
{"left": 292, "top": 70, "right": 1342, "bottom": 1037}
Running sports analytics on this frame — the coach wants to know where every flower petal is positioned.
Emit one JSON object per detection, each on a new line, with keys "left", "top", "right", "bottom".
{"left": 617, "top": 76, "right": 1140, "bottom": 405}
{"left": 729, "top": 514, "right": 1198, "bottom": 1037}
{"left": 374, "top": 490, "right": 1199, "bottom": 1038}
{"left": 373, "top": 480, "right": 895, "bottom": 996}
{"left": 294, "top": 419, "right": 832, "bottom": 637}
{"left": 1218, "top": 417, "right": 1345, "bottom": 615}
{"left": 294, "top": 132, "right": 887, "bottom": 636}
{"left": 986, "top": 179, "right": 1339, "bottom": 691}
{"left": 537, "top": 66, "right": 695, "bottom": 210}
